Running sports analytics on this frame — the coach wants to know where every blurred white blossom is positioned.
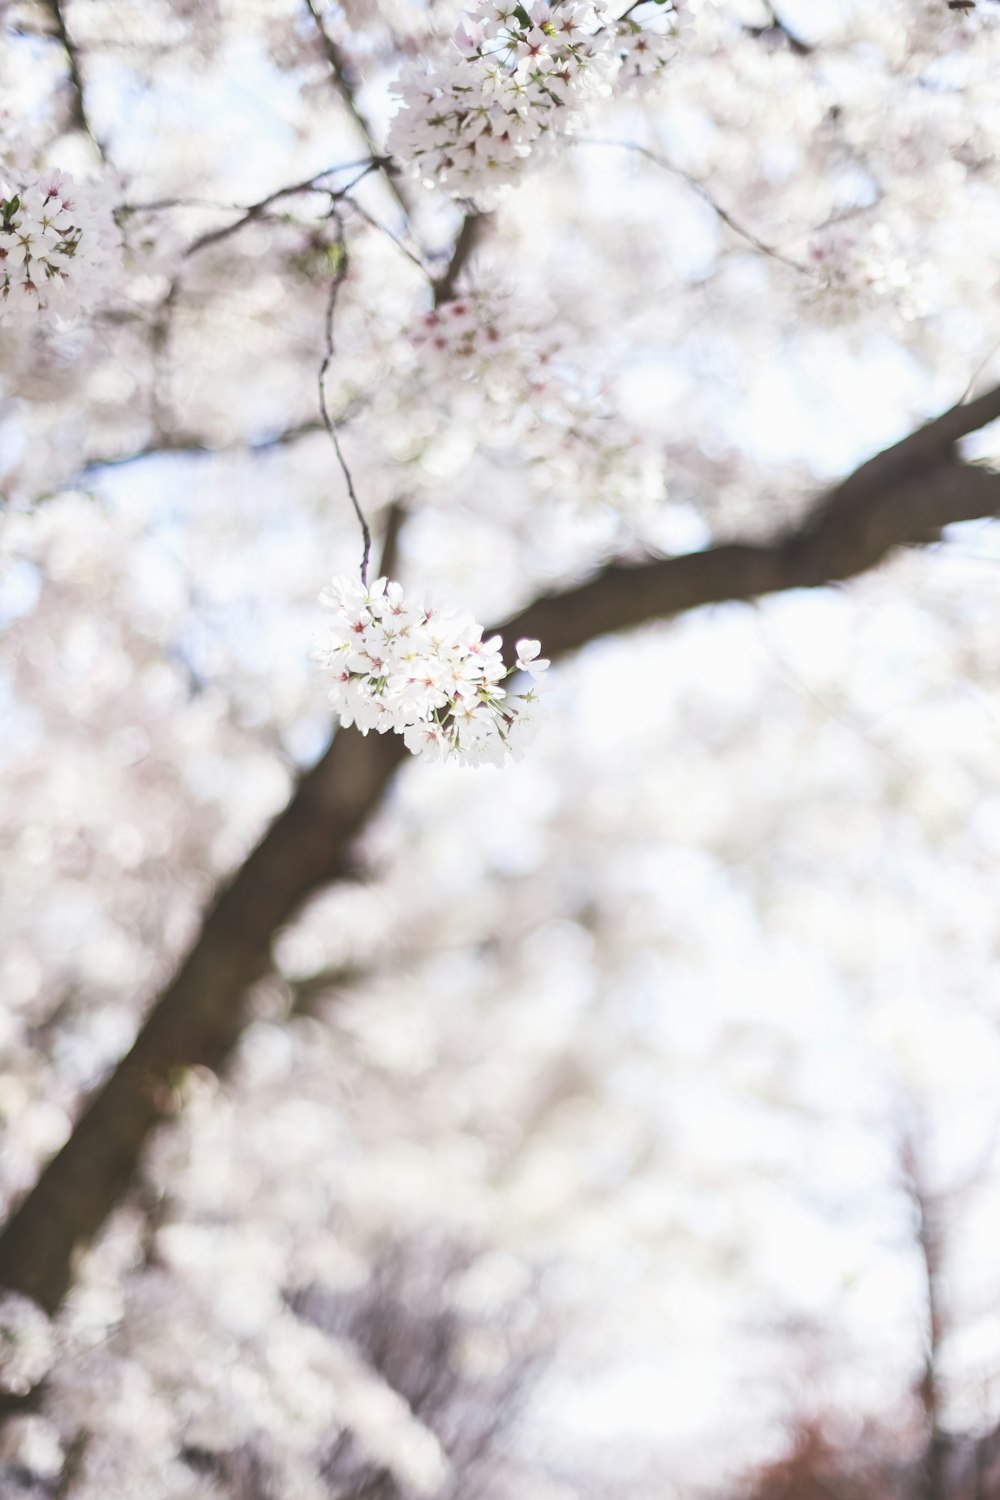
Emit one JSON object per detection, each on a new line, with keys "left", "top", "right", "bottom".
{"left": 0, "top": 1293, "right": 56, "bottom": 1395}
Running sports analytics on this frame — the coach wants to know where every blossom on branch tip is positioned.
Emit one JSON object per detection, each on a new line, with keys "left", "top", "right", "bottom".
{"left": 515, "top": 638, "right": 550, "bottom": 677}
{"left": 313, "top": 575, "right": 547, "bottom": 767}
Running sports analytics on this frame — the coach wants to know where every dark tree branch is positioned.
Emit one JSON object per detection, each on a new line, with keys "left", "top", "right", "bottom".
{"left": 39, "top": 0, "right": 106, "bottom": 157}
{"left": 901, "top": 1131, "right": 949, "bottom": 1500}
{"left": 183, "top": 159, "right": 382, "bottom": 258}
{"left": 499, "top": 457, "right": 1000, "bottom": 662}
{"left": 301, "top": 0, "right": 413, "bottom": 228}
{"left": 79, "top": 418, "right": 325, "bottom": 475}
{"left": 746, "top": 1, "right": 814, "bottom": 54}
{"left": 1, "top": 387, "right": 999, "bottom": 1322}
{"left": 433, "top": 213, "right": 486, "bottom": 305}
{"left": 377, "top": 498, "right": 408, "bottom": 581}
{"left": 0, "top": 725, "right": 407, "bottom": 1319}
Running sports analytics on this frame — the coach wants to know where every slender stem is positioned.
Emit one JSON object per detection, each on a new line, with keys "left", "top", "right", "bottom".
{"left": 183, "top": 159, "right": 383, "bottom": 258}
{"left": 318, "top": 220, "right": 371, "bottom": 585}
{"left": 578, "top": 138, "right": 814, "bottom": 276}
{"left": 121, "top": 159, "right": 382, "bottom": 223}
{"left": 344, "top": 198, "right": 435, "bottom": 284}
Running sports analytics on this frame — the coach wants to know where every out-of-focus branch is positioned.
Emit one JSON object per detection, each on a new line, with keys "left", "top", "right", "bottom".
{"left": 579, "top": 138, "right": 813, "bottom": 274}
{"left": 287, "top": 962, "right": 371, "bottom": 1019}
{"left": 302, "top": 0, "right": 413, "bottom": 228}
{"left": 39, "top": 0, "right": 107, "bottom": 157}
{"left": 377, "top": 498, "right": 408, "bottom": 581}
{"left": 0, "top": 725, "right": 407, "bottom": 1321}
{"left": 79, "top": 419, "right": 325, "bottom": 475}
{"left": 433, "top": 213, "right": 487, "bottom": 305}
{"left": 746, "top": 2, "right": 814, "bottom": 55}
{"left": 183, "top": 159, "right": 382, "bottom": 258}
{"left": 900, "top": 1129, "right": 948, "bottom": 1500}
{"left": 2, "top": 386, "right": 1000, "bottom": 1323}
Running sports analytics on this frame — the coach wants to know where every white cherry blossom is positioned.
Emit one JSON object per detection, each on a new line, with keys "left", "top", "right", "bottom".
{"left": 314, "top": 576, "right": 546, "bottom": 766}
{"left": 0, "top": 161, "right": 122, "bottom": 327}
{"left": 515, "top": 638, "right": 550, "bottom": 677}
{"left": 388, "top": 1, "right": 617, "bottom": 205}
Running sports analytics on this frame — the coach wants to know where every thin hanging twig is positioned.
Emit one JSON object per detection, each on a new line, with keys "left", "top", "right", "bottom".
{"left": 318, "top": 214, "right": 371, "bottom": 585}
{"left": 577, "top": 137, "right": 814, "bottom": 275}
{"left": 183, "top": 159, "right": 382, "bottom": 258}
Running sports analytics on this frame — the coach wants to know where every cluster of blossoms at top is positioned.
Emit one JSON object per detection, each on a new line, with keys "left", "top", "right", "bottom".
{"left": 388, "top": 1, "right": 618, "bottom": 205}
{"left": 0, "top": 162, "right": 122, "bottom": 328}
{"left": 313, "top": 575, "right": 548, "bottom": 767}
{"left": 0, "top": 1292, "right": 57, "bottom": 1395}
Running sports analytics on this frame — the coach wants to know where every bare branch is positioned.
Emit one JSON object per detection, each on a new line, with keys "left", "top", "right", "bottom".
{"left": 434, "top": 213, "right": 487, "bottom": 306}
{"left": 578, "top": 138, "right": 814, "bottom": 274}
{"left": 899, "top": 1128, "right": 948, "bottom": 1500}
{"left": 301, "top": 0, "right": 414, "bottom": 228}
{"left": 79, "top": 419, "right": 325, "bottom": 475}
{"left": 754, "top": 1, "right": 814, "bottom": 55}
{"left": 183, "top": 160, "right": 383, "bottom": 258}
{"left": 343, "top": 196, "right": 435, "bottom": 283}
{"left": 317, "top": 217, "right": 372, "bottom": 584}
{"left": 39, "top": 0, "right": 107, "bottom": 157}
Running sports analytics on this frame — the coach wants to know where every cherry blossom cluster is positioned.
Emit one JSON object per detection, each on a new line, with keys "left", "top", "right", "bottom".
{"left": 0, "top": 1292, "right": 56, "bottom": 1395}
{"left": 408, "top": 288, "right": 552, "bottom": 403}
{"left": 388, "top": 1, "right": 617, "bottom": 205}
{"left": 617, "top": 10, "right": 681, "bottom": 93}
{"left": 0, "top": 161, "right": 122, "bottom": 328}
{"left": 313, "top": 576, "right": 548, "bottom": 766}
